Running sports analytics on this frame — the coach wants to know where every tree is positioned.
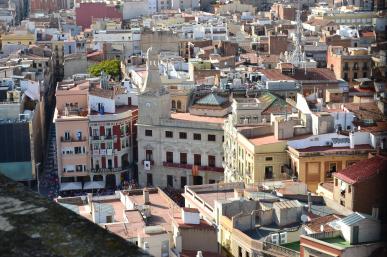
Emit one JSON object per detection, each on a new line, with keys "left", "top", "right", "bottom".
{"left": 88, "top": 59, "right": 121, "bottom": 79}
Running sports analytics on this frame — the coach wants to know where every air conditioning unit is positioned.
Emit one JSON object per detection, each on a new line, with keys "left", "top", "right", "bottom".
{"left": 144, "top": 160, "right": 151, "bottom": 170}
{"left": 271, "top": 233, "right": 279, "bottom": 245}
{"left": 280, "top": 232, "right": 287, "bottom": 244}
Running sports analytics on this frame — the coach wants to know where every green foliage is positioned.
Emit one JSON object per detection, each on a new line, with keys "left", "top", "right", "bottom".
{"left": 88, "top": 59, "right": 121, "bottom": 79}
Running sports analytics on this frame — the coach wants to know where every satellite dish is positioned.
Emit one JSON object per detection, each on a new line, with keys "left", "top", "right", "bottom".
{"left": 301, "top": 214, "right": 308, "bottom": 223}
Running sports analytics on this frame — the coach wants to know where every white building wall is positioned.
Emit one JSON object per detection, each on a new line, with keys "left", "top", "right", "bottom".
{"left": 123, "top": 0, "right": 149, "bottom": 20}
{"left": 88, "top": 94, "right": 116, "bottom": 113}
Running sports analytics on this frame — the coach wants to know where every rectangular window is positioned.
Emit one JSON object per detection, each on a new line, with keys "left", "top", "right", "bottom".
{"left": 105, "top": 127, "right": 112, "bottom": 138}
{"left": 167, "top": 175, "right": 173, "bottom": 187}
{"left": 165, "top": 131, "right": 173, "bottom": 138}
{"left": 181, "top": 176, "right": 187, "bottom": 188}
{"left": 146, "top": 150, "right": 153, "bottom": 161}
{"left": 208, "top": 134, "right": 216, "bottom": 141}
{"left": 74, "top": 146, "right": 82, "bottom": 154}
{"left": 166, "top": 151, "right": 173, "bottom": 163}
{"left": 238, "top": 247, "right": 242, "bottom": 257}
{"left": 265, "top": 166, "right": 273, "bottom": 179}
{"left": 193, "top": 133, "right": 201, "bottom": 140}
{"left": 180, "top": 153, "right": 187, "bottom": 164}
{"left": 265, "top": 157, "right": 273, "bottom": 161}
{"left": 348, "top": 185, "right": 351, "bottom": 193}
{"left": 147, "top": 173, "right": 153, "bottom": 186}
{"left": 92, "top": 128, "right": 99, "bottom": 137}
{"left": 179, "top": 132, "right": 187, "bottom": 139}
{"left": 208, "top": 155, "right": 216, "bottom": 167}
{"left": 335, "top": 178, "right": 338, "bottom": 186}
{"left": 145, "top": 129, "right": 152, "bottom": 136}
{"left": 194, "top": 154, "right": 201, "bottom": 166}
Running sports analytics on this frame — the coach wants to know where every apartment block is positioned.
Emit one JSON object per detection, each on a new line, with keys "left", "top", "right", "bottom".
{"left": 333, "top": 155, "right": 387, "bottom": 219}
{"left": 137, "top": 49, "right": 224, "bottom": 189}
{"left": 54, "top": 78, "right": 138, "bottom": 191}
{"left": 327, "top": 46, "right": 372, "bottom": 83}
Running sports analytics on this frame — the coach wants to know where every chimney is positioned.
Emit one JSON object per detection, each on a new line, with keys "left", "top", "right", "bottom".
{"left": 349, "top": 131, "right": 355, "bottom": 149}
{"left": 143, "top": 188, "right": 150, "bottom": 205}
{"left": 307, "top": 192, "right": 312, "bottom": 213}
{"left": 196, "top": 251, "right": 203, "bottom": 257}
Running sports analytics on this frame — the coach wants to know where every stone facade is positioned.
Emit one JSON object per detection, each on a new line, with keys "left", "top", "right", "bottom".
{"left": 137, "top": 49, "right": 224, "bottom": 189}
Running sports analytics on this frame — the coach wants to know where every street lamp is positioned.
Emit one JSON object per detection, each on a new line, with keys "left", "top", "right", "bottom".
{"left": 36, "top": 162, "right": 41, "bottom": 194}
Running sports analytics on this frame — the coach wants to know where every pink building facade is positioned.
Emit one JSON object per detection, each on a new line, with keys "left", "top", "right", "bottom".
{"left": 75, "top": 3, "right": 122, "bottom": 29}
{"left": 54, "top": 79, "right": 137, "bottom": 191}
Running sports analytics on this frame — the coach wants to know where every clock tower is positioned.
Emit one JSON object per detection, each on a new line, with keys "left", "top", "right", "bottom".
{"left": 138, "top": 47, "right": 171, "bottom": 126}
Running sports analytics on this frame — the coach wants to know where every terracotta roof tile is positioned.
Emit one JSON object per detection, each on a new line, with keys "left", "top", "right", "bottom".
{"left": 306, "top": 214, "right": 343, "bottom": 233}
{"left": 334, "top": 155, "right": 387, "bottom": 184}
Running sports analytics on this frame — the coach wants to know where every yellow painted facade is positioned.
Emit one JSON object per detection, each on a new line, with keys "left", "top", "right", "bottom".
{"left": 287, "top": 147, "right": 373, "bottom": 192}
{"left": 1, "top": 33, "right": 35, "bottom": 46}
{"left": 224, "top": 119, "right": 290, "bottom": 184}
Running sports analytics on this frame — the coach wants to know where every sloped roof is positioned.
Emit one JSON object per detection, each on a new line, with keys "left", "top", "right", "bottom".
{"left": 306, "top": 214, "right": 343, "bottom": 233}
{"left": 258, "top": 92, "right": 293, "bottom": 115}
{"left": 258, "top": 92, "right": 277, "bottom": 105}
{"left": 337, "top": 212, "right": 376, "bottom": 227}
{"left": 195, "top": 93, "right": 227, "bottom": 106}
{"left": 334, "top": 155, "right": 387, "bottom": 184}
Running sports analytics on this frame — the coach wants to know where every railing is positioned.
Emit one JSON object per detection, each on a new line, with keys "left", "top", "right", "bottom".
{"left": 162, "top": 162, "right": 224, "bottom": 172}
{"left": 263, "top": 242, "right": 300, "bottom": 257}
{"left": 90, "top": 167, "right": 126, "bottom": 174}
{"left": 61, "top": 136, "right": 87, "bottom": 142}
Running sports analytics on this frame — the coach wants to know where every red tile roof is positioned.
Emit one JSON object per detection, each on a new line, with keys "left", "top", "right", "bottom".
{"left": 334, "top": 155, "right": 387, "bottom": 184}
{"left": 296, "top": 144, "right": 373, "bottom": 153}
{"left": 259, "top": 68, "right": 337, "bottom": 81}
{"left": 306, "top": 214, "right": 343, "bottom": 233}
{"left": 183, "top": 207, "right": 200, "bottom": 213}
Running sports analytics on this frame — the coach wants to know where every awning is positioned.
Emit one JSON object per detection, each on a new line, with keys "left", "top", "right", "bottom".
{"left": 83, "top": 181, "right": 105, "bottom": 190}
{"left": 60, "top": 182, "right": 82, "bottom": 191}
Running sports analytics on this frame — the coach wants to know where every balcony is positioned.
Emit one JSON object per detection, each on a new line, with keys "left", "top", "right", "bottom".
{"left": 162, "top": 162, "right": 224, "bottom": 173}
{"left": 353, "top": 66, "right": 359, "bottom": 70}
{"left": 90, "top": 167, "right": 126, "bottom": 174}
{"left": 61, "top": 136, "right": 87, "bottom": 142}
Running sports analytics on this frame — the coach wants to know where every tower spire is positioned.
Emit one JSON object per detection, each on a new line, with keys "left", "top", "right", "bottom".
{"left": 143, "top": 47, "right": 162, "bottom": 93}
{"left": 290, "top": 0, "right": 304, "bottom": 68}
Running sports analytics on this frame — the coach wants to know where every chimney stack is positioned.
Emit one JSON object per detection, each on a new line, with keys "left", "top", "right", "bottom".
{"left": 143, "top": 188, "right": 150, "bottom": 205}
{"left": 196, "top": 251, "right": 203, "bottom": 257}
{"left": 307, "top": 192, "right": 312, "bottom": 213}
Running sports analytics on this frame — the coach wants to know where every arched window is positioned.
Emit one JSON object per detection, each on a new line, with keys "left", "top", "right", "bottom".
{"left": 172, "top": 100, "right": 176, "bottom": 109}
{"left": 177, "top": 100, "right": 182, "bottom": 109}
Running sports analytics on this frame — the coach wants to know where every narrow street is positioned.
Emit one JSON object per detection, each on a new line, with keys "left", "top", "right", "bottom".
{"left": 39, "top": 124, "right": 59, "bottom": 199}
